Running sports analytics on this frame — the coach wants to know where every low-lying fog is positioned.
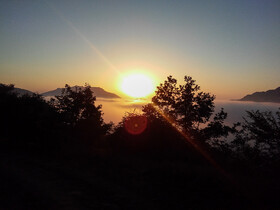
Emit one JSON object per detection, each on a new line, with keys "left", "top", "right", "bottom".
{"left": 97, "top": 98, "right": 279, "bottom": 125}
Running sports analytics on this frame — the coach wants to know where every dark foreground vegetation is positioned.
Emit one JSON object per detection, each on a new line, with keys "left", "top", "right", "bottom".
{"left": 0, "top": 77, "right": 279, "bottom": 209}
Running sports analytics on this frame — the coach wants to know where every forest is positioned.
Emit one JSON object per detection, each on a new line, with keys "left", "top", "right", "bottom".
{"left": 0, "top": 76, "right": 279, "bottom": 209}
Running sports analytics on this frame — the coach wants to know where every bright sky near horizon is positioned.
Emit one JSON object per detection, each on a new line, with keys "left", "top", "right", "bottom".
{"left": 0, "top": 0, "right": 279, "bottom": 99}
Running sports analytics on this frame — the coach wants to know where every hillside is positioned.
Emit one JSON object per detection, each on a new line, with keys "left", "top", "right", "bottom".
{"left": 42, "top": 86, "right": 120, "bottom": 99}
{"left": 12, "top": 88, "right": 34, "bottom": 96}
{"left": 239, "top": 87, "right": 280, "bottom": 103}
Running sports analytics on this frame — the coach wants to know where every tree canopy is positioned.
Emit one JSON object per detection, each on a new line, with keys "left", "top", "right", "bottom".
{"left": 53, "top": 84, "right": 112, "bottom": 139}
{"left": 232, "top": 109, "right": 280, "bottom": 160}
{"left": 143, "top": 75, "right": 233, "bottom": 141}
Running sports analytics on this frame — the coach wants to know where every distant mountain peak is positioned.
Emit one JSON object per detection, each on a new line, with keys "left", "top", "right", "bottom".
{"left": 12, "top": 88, "right": 34, "bottom": 96}
{"left": 42, "top": 86, "right": 120, "bottom": 99}
{"left": 238, "top": 87, "right": 280, "bottom": 103}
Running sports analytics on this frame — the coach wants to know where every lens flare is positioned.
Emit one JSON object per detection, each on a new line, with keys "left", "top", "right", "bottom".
{"left": 124, "top": 115, "right": 148, "bottom": 135}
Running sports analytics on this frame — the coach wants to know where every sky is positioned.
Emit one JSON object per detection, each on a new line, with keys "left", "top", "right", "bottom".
{"left": 0, "top": 0, "right": 279, "bottom": 99}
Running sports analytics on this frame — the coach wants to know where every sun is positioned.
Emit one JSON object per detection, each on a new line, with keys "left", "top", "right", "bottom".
{"left": 120, "top": 73, "right": 155, "bottom": 98}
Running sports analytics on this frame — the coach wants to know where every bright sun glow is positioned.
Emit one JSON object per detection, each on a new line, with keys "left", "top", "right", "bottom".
{"left": 121, "top": 74, "right": 155, "bottom": 98}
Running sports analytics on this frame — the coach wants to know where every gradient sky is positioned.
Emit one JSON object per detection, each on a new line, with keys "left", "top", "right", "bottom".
{"left": 1, "top": 0, "right": 279, "bottom": 99}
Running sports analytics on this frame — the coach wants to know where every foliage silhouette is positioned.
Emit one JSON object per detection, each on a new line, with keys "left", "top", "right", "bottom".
{"left": 52, "top": 84, "right": 112, "bottom": 152}
{"left": 110, "top": 110, "right": 192, "bottom": 160}
{"left": 1, "top": 81, "right": 280, "bottom": 209}
{"left": 0, "top": 83, "right": 111, "bottom": 154}
{"left": 112, "top": 75, "right": 234, "bottom": 160}
{"left": 0, "top": 83, "right": 59, "bottom": 152}
{"left": 54, "top": 84, "right": 111, "bottom": 131}
{"left": 143, "top": 75, "right": 234, "bottom": 142}
{"left": 232, "top": 109, "right": 280, "bottom": 161}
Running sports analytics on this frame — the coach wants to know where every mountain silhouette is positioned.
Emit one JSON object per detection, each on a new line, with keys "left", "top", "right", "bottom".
{"left": 238, "top": 87, "right": 280, "bottom": 103}
{"left": 12, "top": 88, "right": 34, "bottom": 96}
{"left": 42, "top": 86, "right": 120, "bottom": 99}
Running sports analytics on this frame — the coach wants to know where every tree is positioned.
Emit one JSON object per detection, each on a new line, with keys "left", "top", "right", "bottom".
{"left": 143, "top": 75, "right": 232, "bottom": 141}
{"left": 0, "top": 83, "right": 15, "bottom": 95}
{"left": 54, "top": 84, "right": 111, "bottom": 138}
{"left": 232, "top": 109, "right": 280, "bottom": 160}
{"left": 0, "top": 83, "right": 59, "bottom": 151}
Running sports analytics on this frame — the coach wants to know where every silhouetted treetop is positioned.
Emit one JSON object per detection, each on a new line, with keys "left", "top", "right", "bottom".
{"left": 0, "top": 83, "right": 59, "bottom": 149}
{"left": 54, "top": 84, "right": 101, "bottom": 125}
{"left": 152, "top": 76, "right": 215, "bottom": 131}
{"left": 53, "top": 84, "right": 111, "bottom": 136}
{"left": 233, "top": 109, "right": 280, "bottom": 159}
{"left": 0, "top": 83, "right": 15, "bottom": 95}
{"left": 144, "top": 75, "right": 233, "bottom": 141}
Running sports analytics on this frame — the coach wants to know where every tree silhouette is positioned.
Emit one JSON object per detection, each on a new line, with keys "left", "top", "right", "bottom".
{"left": 54, "top": 84, "right": 112, "bottom": 142}
{"left": 232, "top": 109, "right": 280, "bottom": 160}
{"left": 0, "top": 83, "right": 15, "bottom": 95}
{"left": 0, "top": 83, "right": 59, "bottom": 151}
{"left": 143, "top": 75, "right": 232, "bottom": 141}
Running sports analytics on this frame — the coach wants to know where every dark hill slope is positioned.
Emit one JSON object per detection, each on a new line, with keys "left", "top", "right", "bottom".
{"left": 42, "top": 86, "right": 120, "bottom": 99}
{"left": 239, "top": 87, "right": 280, "bottom": 103}
{"left": 12, "top": 88, "right": 34, "bottom": 96}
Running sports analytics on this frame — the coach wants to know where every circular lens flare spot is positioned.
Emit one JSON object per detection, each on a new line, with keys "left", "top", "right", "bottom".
{"left": 124, "top": 115, "right": 148, "bottom": 135}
